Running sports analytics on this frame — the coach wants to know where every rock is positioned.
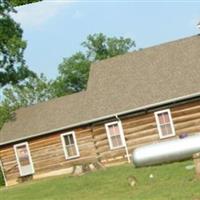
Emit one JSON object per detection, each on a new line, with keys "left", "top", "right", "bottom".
{"left": 127, "top": 175, "right": 137, "bottom": 187}
{"left": 82, "top": 164, "right": 91, "bottom": 173}
{"left": 72, "top": 165, "right": 83, "bottom": 175}
{"left": 89, "top": 163, "right": 96, "bottom": 171}
{"left": 71, "top": 162, "right": 106, "bottom": 176}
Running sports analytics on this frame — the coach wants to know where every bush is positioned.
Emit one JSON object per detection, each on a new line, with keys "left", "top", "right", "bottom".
{"left": 0, "top": 168, "right": 5, "bottom": 186}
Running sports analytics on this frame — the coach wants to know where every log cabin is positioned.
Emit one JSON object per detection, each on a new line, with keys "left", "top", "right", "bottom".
{"left": 0, "top": 35, "right": 200, "bottom": 186}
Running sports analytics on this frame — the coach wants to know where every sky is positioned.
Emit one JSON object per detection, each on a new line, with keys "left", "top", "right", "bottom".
{"left": 12, "top": 0, "right": 200, "bottom": 79}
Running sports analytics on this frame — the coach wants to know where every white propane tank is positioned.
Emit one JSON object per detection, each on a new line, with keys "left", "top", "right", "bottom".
{"left": 132, "top": 134, "right": 200, "bottom": 167}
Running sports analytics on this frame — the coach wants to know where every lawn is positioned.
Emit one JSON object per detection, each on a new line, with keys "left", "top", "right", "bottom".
{"left": 0, "top": 160, "right": 200, "bottom": 200}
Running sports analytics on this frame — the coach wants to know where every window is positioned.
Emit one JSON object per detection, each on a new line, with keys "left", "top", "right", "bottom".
{"left": 154, "top": 109, "right": 176, "bottom": 139}
{"left": 61, "top": 132, "right": 80, "bottom": 159}
{"left": 105, "top": 121, "right": 125, "bottom": 150}
{"left": 14, "top": 142, "right": 34, "bottom": 176}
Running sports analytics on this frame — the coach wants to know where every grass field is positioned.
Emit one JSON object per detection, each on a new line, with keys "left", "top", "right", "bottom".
{"left": 0, "top": 160, "right": 200, "bottom": 200}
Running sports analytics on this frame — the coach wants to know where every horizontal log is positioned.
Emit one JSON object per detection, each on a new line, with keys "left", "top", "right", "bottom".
{"left": 93, "top": 134, "right": 107, "bottom": 142}
{"left": 173, "top": 112, "right": 200, "bottom": 124}
{"left": 124, "top": 122, "right": 156, "bottom": 135}
{"left": 127, "top": 134, "right": 159, "bottom": 147}
{"left": 175, "top": 119, "right": 200, "bottom": 131}
{"left": 92, "top": 128, "right": 106, "bottom": 136}
{"left": 171, "top": 101, "right": 200, "bottom": 112}
{"left": 172, "top": 104, "right": 200, "bottom": 117}
{"left": 95, "top": 139, "right": 109, "bottom": 148}
{"left": 128, "top": 143, "right": 153, "bottom": 153}
{"left": 122, "top": 116, "right": 154, "bottom": 129}
{"left": 78, "top": 135, "right": 93, "bottom": 141}
{"left": 0, "top": 148, "right": 15, "bottom": 157}
{"left": 30, "top": 144, "right": 63, "bottom": 154}
{"left": 122, "top": 112, "right": 153, "bottom": 124}
{"left": 96, "top": 145, "right": 110, "bottom": 155}
{"left": 176, "top": 126, "right": 200, "bottom": 135}
{"left": 125, "top": 128, "right": 157, "bottom": 141}
{"left": 1, "top": 160, "right": 17, "bottom": 168}
{"left": 99, "top": 149, "right": 126, "bottom": 160}
{"left": 1, "top": 155, "right": 17, "bottom": 163}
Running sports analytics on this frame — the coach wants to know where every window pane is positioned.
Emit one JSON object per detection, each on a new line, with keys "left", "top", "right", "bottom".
{"left": 16, "top": 145, "right": 30, "bottom": 166}
{"left": 64, "top": 135, "right": 69, "bottom": 145}
{"left": 160, "top": 125, "right": 167, "bottom": 136}
{"left": 108, "top": 125, "right": 115, "bottom": 136}
{"left": 158, "top": 112, "right": 170, "bottom": 125}
{"left": 165, "top": 124, "right": 173, "bottom": 135}
{"left": 66, "top": 145, "right": 77, "bottom": 157}
{"left": 69, "top": 134, "right": 74, "bottom": 145}
{"left": 160, "top": 124, "right": 173, "bottom": 136}
{"left": 64, "top": 134, "right": 74, "bottom": 146}
{"left": 111, "top": 135, "right": 122, "bottom": 148}
{"left": 108, "top": 124, "right": 120, "bottom": 136}
{"left": 158, "top": 113, "right": 165, "bottom": 124}
{"left": 163, "top": 112, "right": 170, "bottom": 123}
{"left": 113, "top": 124, "right": 120, "bottom": 135}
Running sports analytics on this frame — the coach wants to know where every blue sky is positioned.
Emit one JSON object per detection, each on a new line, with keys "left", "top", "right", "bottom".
{"left": 13, "top": 0, "right": 200, "bottom": 79}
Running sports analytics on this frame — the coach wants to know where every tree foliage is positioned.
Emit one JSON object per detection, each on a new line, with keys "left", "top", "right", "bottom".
{"left": 0, "top": 104, "right": 11, "bottom": 129}
{"left": 10, "top": 0, "right": 42, "bottom": 7}
{"left": 0, "top": 74, "right": 55, "bottom": 130}
{"left": 0, "top": 0, "right": 35, "bottom": 87}
{"left": 2, "top": 74, "right": 56, "bottom": 110}
{"left": 54, "top": 52, "right": 91, "bottom": 95}
{"left": 82, "top": 33, "right": 135, "bottom": 61}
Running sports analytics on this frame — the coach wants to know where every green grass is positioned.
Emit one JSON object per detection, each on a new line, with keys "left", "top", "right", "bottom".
{"left": 0, "top": 160, "right": 200, "bottom": 200}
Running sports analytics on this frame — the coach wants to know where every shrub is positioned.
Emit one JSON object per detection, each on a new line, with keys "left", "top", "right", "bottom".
{"left": 0, "top": 168, "right": 5, "bottom": 186}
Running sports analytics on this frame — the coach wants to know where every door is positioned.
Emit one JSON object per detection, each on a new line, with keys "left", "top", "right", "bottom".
{"left": 14, "top": 142, "right": 34, "bottom": 176}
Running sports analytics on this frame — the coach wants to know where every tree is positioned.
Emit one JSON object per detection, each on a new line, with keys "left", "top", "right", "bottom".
{"left": 0, "top": 74, "right": 56, "bottom": 130}
{"left": 10, "top": 0, "right": 42, "bottom": 7}
{"left": 0, "top": 104, "right": 11, "bottom": 129}
{"left": 55, "top": 33, "right": 135, "bottom": 95}
{"left": 82, "top": 33, "right": 135, "bottom": 61}
{"left": 2, "top": 74, "right": 56, "bottom": 110}
{"left": 54, "top": 52, "right": 91, "bottom": 95}
{"left": 0, "top": 0, "right": 35, "bottom": 87}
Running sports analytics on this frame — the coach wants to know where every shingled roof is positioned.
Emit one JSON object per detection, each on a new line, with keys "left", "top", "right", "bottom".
{"left": 1, "top": 35, "right": 200, "bottom": 145}
{"left": 86, "top": 35, "right": 200, "bottom": 119}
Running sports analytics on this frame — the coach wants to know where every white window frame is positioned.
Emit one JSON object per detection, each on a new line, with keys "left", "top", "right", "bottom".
{"left": 105, "top": 121, "right": 126, "bottom": 150}
{"left": 61, "top": 131, "right": 80, "bottom": 160}
{"left": 154, "top": 109, "right": 176, "bottom": 139}
{"left": 14, "top": 142, "right": 35, "bottom": 177}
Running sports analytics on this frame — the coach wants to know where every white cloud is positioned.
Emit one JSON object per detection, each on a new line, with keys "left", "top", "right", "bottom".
{"left": 12, "top": 0, "right": 73, "bottom": 28}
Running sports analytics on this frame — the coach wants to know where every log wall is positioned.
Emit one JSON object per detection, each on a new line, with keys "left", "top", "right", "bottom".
{"left": 124, "top": 101, "right": 200, "bottom": 155}
{"left": 0, "top": 126, "right": 97, "bottom": 186}
{"left": 0, "top": 100, "right": 199, "bottom": 186}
